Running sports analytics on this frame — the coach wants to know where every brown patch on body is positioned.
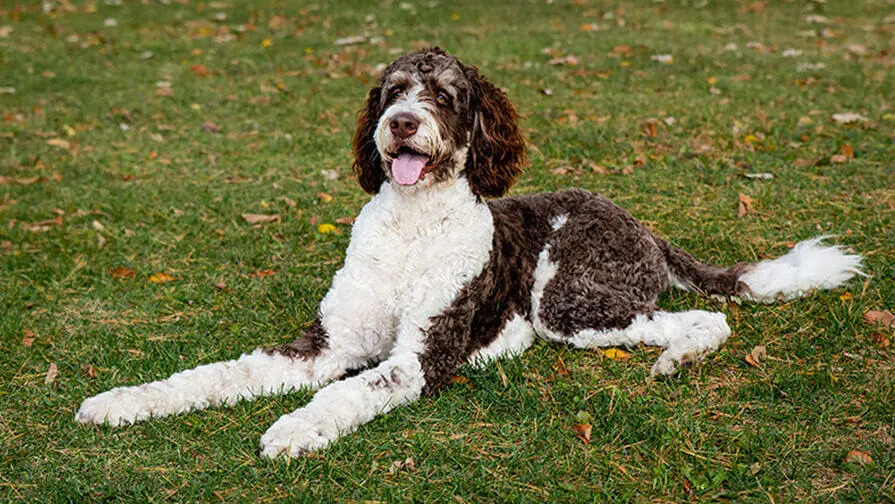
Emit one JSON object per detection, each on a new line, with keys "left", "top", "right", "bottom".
{"left": 265, "top": 318, "right": 329, "bottom": 359}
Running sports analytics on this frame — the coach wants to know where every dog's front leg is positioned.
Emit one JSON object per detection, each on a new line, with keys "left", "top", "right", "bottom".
{"left": 259, "top": 303, "right": 475, "bottom": 458}
{"left": 77, "top": 257, "right": 399, "bottom": 427}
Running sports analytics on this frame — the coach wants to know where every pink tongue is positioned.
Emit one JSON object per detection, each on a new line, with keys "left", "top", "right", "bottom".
{"left": 391, "top": 153, "right": 428, "bottom": 185}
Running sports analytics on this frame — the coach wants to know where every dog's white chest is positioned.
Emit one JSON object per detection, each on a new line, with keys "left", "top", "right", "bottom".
{"left": 345, "top": 180, "right": 494, "bottom": 319}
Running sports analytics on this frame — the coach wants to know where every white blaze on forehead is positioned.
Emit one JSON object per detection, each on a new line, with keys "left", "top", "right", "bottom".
{"left": 374, "top": 82, "right": 446, "bottom": 185}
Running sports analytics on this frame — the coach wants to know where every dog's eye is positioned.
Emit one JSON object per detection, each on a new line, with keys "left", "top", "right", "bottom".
{"left": 436, "top": 92, "right": 450, "bottom": 107}
{"left": 390, "top": 87, "right": 404, "bottom": 99}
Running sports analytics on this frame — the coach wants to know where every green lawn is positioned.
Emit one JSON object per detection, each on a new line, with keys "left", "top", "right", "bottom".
{"left": 2, "top": 0, "right": 893, "bottom": 501}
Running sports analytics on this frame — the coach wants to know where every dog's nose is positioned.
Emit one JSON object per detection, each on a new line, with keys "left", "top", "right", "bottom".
{"left": 389, "top": 113, "right": 420, "bottom": 139}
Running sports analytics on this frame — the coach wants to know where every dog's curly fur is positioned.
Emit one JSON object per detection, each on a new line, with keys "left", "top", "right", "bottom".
{"left": 76, "top": 48, "right": 864, "bottom": 459}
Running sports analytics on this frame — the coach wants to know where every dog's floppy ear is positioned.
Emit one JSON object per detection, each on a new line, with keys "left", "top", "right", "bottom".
{"left": 352, "top": 86, "right": 386, "bottom": 194}
{"left": 464, "top": 66, "right": 526, "bottom": 198}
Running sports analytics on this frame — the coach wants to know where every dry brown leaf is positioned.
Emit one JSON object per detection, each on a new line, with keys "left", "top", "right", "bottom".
{"left": 388, "top": 456, "right": 416, "bottom": 474}
{"left": 548, "top": 55, "right": 580, "bottom": 66}
{"left": 640, "top": 120, "right": 658, "bottom": 138}
{"left": 572, "top": 423, "right": 592, "bottom": 444}
{"left": 830, "top": 154, "right": 848, "bottom": 164}
{"left": 47, "top": 138, "right": 70, "bottom": 149}
{"left": 202, "top": 121, "right": 221, "bottom": 133}
{"left": 22, "top": 329, "right": 36, "bottom": 347}
{"left": 451, "top": 375, "right": 469, "bottom": 385}
{"left": 845, "top": 450, "right": 873, "bottom": 465}
{"left": 213, "top": 281, "right": 229, "bottom": 291}
{"left": 841, "top": 143, "right": 854, "bottom": 159}
{"left": 148, "top": 272, "right": 176, "bottom": 283}
{"left": 737, "top": 193, "right": 755, "bottom": 218}
{"left": 745, "top": 345, "right": 766, "bottom": 368}
{"left": 554, "top": 356, "right": 570, "bottom": 375}
{"left": 335, "top": 216, "right": 356, "bottom": 225}
{"left": 190, "top": 64, "right": 209, "bottom": 77}
{"left": 27, "top": 216, "right": 63, "bottom": 232}
{"left": 86, "top": 364, "right": 96, "bottom": 378}
{"left": 242, "top": 213, "right": 281, "bottom": 225}
{"left": 45, "top": 362, "right": 58, "bottom": 384}
{"left": 864, "top": 310, "right": 895, "bottom": 330}
{"left": 251, "top": 270, "right": 276, "bottom": 278}
{"left": 277, "top": 196, "right": 297, "bottom": 208}
{"left": 111, "top": 266, "right": 136, "bottom": 279}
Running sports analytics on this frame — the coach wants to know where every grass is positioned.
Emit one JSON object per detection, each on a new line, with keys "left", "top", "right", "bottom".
{"left": 1, "top": 0, "right": 893, "bottom": 501}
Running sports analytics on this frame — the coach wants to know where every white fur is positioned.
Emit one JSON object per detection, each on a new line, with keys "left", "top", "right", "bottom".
{"left": 739, "top": 237, "right": 864, "bottom": 302}
{"left": 75, "top": 350, "right": 333, "bottom": 426}
{"left": 530, "top": 245, "right": 731, "bottom": 376}
{"left": 550, "top": 214, "right": 568, "bottom": 231}
{"left": 259, "top": 178, "right": 495, "bottom": 457}
{"left": 468, "top": 314, "right": 535, "bottom": 366}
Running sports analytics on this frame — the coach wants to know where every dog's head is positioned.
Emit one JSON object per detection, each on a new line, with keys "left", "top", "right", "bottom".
{"left": 352, "top": 47, "right": 525, "bottom": 197}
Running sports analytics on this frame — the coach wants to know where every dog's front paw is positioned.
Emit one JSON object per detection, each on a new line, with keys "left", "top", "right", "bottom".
{"left": 260, "top": 411, "right": 336, "bottom": 459}
{"left": 76, "top": 387, "right": 149, "bottom": 426}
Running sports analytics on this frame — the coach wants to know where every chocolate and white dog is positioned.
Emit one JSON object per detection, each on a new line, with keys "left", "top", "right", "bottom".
{"left": 77, "top": 48, "right": 863, "bottom": 458}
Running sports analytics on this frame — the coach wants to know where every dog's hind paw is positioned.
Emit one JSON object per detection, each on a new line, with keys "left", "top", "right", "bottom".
{"left": 260, "top": 411, "right": 334, "bottom": 459}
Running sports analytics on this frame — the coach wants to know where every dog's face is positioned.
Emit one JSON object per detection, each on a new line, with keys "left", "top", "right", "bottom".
{"left": 353, "top": 48, "right": 525, "bottom": 197}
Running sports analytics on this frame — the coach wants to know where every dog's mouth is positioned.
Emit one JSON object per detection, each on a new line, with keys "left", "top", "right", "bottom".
{"left": 387, "top": 146, "right": 437, "bottom": 186}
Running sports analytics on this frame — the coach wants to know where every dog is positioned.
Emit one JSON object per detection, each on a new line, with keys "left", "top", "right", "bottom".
{"left": 76, "top": 48, "right": 864, "bottom": 458}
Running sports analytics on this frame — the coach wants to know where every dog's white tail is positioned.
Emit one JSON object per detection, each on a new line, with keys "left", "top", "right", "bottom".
{"left": 738, "top": 236, "right": 864, "bottom": 302}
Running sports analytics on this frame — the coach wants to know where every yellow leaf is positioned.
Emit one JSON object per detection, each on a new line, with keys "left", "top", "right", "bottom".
{"left": 317, "top": 223, "right": 339, "bottom": 234}
{"left": 706, "top": 76, "right": 718, "bottom": 85}
{"left": 261, "top": 38, "right": 273, "bottom": 48}
{"left": 840, "top": 292, "right": 853, "bottom": 301}
{"left": 743, "top": 134, "right": 759, "bottom": 144}
{"left": 602, "top": 348, "right": 630, "bottom": 360}
{"left": 450, "top": 12, "right": 460, "bottom": 21}
{"left": 149, "top": 272, "right": 176, "bottom": 283}
{"left": 190, "top": 103, "right": 201, "bottom": 110}
{"left": 317, "top": 192, "right": 333, "bottom": 203}
{"left": 63, "top": 124, "right": 76, "bottom": 137}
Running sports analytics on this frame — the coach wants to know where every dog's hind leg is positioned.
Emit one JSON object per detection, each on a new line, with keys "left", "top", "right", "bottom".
{"left": 531, "top": 246, "right": 731, "bottom": 376}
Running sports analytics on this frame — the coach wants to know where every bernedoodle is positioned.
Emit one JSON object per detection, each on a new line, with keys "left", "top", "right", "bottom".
{"left": 76, "top": 48, "right": 863, "bottom": 458}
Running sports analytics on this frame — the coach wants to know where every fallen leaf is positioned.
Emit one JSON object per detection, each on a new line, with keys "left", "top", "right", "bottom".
{"left": 650, "top": 54, "right": 673, "bottom": 64}
{"left": 148, "top": 272, "right": 176, "bottom": 283}
{"left": 111, "top": 266, "right": 136, "bottom": 279}
{"left": 277, "top": 196, "right": 297, "bottom": 208}
{"left": 317, "top": 223, "right": 339, "bottom": 234}
{"left": 190, "top": 64, "right": 209, "bottom": 77}
{"left": 241, "top": 213, "right": 280, "bottom": 225}
{"left": 840, "top": 292, "right": 853, "bottom": 301}
{"left": 745, "top": 345, "right": 766, "bottom": 368}
{"left": 602, "top": 348, "right": 630, "bottom": 360}
{"left": 333, "top": 35, "right": 366, "bottom": 46}
{"left": 261, "top": 38, "right": 273, "bottom": 48}
{"left": 45, "top": 362, "right": 58, "bottom": 384}
{"left": 841, "top": 143, "right": 854, "bottom": 159}
{"left": 743, "top": 173, "right": 773, "bottom": 180}
{"left": 830, "top": 154, "right": 848, "bottom": 164}
{"left": 452, "top": 375, "right": 469, "bottom": 385}
{"left": 47, "top": 138, "right": 70, "bottom": 149}
{"left": 388, "top": 456, "right": 416, "bottom": 474}
{"left": 548, "top": 55, "right": 580, "bottom": 66}
{"left": 86, "top": 364, "right": 96, "bottom": 378}
{"left": 737, "top": 193, "right": 755, "bottom": 218}
{"left": 202, "top": 121, "right": 221, "bottom": 133}
{"left": 864, "top": 310, "right": 895, "bottom": 330}
{"left": 22, "top": 329, "right": 36, "bottom": 347}
{"left": 831, "top": 112, "right": 868, "bottom": 125}
{"left": 845, "top": 450, "right": 873, "bottom": 465}
{"left": 572, "top": 423, "right": 592, "bottom": 444}
{"left": 127, "top": 349, "right": 145, "bottom": 357}
{"left": 334, "top": 216, "right": 356, "bottom": 225}
{"left": 316, "top": 192, "right": 333, "bottom": 203}
{"left": 27, "top": 216, "right": 63, "bottom": 232}
{"left": 554, "top": 356, "right": 570, "bottom": 375}
{"left": 640, "top": 120, "right": 658, "bottom": 138}
{"left": 251, "top": 270, "right": 276, "bottom": 278}
{"left": 212, "top": 281, "right": 229, "bottom": 291}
